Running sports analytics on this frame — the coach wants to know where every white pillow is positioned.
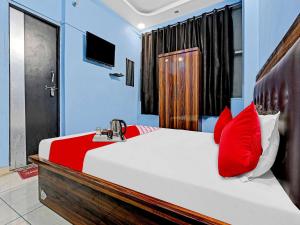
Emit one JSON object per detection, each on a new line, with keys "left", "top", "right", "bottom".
{"left": 241, "top": 112, "right": 280, "bottom": 181}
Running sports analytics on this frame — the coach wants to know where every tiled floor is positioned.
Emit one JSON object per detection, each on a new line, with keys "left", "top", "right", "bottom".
{"left": 0, "top": 172, "right": 71, "bottom": 225}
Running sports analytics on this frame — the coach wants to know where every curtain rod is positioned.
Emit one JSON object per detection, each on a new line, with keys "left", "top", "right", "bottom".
{"left": 146, "top": 1, "right": 241, "bottom": 33}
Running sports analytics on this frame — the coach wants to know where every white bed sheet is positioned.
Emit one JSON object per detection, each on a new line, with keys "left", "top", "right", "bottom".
{"left": 39, "top": 128, "right": 300, "bottom": 225}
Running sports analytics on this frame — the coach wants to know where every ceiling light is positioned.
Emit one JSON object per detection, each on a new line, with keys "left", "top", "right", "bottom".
{"left": 137, "top": 23, "right": 146, "bottom": 30}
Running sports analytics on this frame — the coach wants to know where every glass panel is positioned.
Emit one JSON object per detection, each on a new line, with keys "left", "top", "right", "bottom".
{"left": 232, "top": 7, "right": 242, "bottom": 52}
{"left": 232, "top": 54, "right": 243, "bottom": 98}
{"left": 9, "top": 7, "right": 27, "bottom": 168}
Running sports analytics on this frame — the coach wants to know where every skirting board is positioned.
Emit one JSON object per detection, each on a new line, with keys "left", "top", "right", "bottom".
{"left": 0, "top": 167, "right": 11, "bottom": 176}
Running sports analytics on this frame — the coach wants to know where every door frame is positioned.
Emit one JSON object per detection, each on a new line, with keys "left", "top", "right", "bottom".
{"left": 9, "top": 4, "right": 61, "bottom": 168}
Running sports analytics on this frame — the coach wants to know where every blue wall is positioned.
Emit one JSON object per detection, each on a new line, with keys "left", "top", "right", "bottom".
{"left": 243, "top": 0, "right": 300, "bottom": 106}
{"left": 258, "top": 0, "right": 300, "bottom": 68}
{"left": 0, "top": 0, "right": 141, "bottom": 167}
{"left": 201, "top": 98, "right": 244, "bottom": 132}
{"left": 0, "top": 0, "right": 10, "bottom": 168}
{"left": 9, "top": 0, "right": 63, "bottom": 22}
{"left": 63, "top": 0, "right": 141, "bottom": 134}
{"left": 242, "top": 0, "right": 259, "bottom": 107}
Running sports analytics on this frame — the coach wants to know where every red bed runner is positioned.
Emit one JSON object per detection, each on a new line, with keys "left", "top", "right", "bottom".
{"left": 49, "top": 125, "right": 157, "bottom": 171}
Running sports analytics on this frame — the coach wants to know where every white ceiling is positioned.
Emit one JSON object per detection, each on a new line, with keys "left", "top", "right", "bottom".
{"left": 101, "top": 0, "right": 223, "bottom": 30}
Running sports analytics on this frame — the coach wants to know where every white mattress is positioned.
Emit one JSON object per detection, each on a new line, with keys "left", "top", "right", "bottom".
{"left": 39, "top": 128, "right": 300, "bottom": 225}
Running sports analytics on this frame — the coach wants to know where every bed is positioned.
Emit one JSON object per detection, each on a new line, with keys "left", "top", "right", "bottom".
{"left": 36, "top": 128, "right": 299, "bottom": 225}
{"left": 30, "top": 14, "right": 300, "bottom": 225}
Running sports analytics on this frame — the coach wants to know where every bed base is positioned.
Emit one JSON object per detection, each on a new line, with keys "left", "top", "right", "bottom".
{"left": 29, "top": 155, "right": 228, "bottom": 225}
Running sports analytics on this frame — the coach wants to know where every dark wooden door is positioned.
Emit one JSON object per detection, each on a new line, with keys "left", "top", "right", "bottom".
{"left": 24, "top": 14, "right": 59, "bottom": 159}
{"left": 159, "top": 48, "right": 200, "bottom": 131}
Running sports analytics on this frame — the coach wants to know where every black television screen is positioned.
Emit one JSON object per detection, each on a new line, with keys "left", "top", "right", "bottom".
{"left": 86, "top": 32, "right": 115, "bottom": 67}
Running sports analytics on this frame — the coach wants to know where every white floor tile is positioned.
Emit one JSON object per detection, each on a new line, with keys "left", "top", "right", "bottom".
{"left": 0, "top": 180, "right": 41, "bottom": 215}
{"left": 0, "top": 172, "right": 37, "bottom": 194}
{"left": 23, "top": 206, "right": 71, "bottom": 225}
{"left": 6, "top": 217, "right": 30, "bottom": 225}
{"left": 0, "top": 199, "right": 19, "bottom": 225}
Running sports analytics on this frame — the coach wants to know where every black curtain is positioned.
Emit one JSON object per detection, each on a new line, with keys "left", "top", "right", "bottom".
{"left": 141, "top": 5, "right": 234, "bottom": 116}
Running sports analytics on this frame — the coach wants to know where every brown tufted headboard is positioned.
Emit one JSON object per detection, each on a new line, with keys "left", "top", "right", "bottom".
{"left": 254, "top": 36, "right": 300, "bottom": 209}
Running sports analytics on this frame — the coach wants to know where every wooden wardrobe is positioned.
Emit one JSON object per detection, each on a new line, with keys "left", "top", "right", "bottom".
{"left": 158, "top": 47, "right": 201, "bottom": 131}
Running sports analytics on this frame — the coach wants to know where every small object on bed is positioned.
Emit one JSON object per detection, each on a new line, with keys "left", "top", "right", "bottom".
{"left": 92, "top": 133, "right": 126, "bottom": 142}
{"left": 100, "top": 129, "right": 113, "bottom": 137}
{"left": 95, "top": 127, "right": 102, "bottom": 135}
{"left": 93, "top": 128, "right": 127, "bottom": 142}
{"left": 93, "top": 119, "right": 128, "bottom": 142}
{"left": 110, "top": 119, "right": 127, "bottom": 140}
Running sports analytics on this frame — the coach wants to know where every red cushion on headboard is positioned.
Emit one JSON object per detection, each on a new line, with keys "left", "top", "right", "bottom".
{"left": 218, "top": 102, "right": 262, "bottom": 177}
{"left": 214, "top": 107, "right": 232, "bottom": 144}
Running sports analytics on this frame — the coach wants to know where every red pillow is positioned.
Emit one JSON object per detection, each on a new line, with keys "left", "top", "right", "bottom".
{"left": 214, "top": 107, "right": 232, "bottom": 144}
{"left": 218, "top": 102, "right": 262, "bottom": 177}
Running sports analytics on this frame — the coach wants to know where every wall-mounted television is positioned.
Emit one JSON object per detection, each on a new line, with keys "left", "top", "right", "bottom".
{"left": 86, "top": 32, "right": 115, "bottom": 67}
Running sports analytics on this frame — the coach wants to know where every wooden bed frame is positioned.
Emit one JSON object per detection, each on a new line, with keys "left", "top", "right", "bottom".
{"left": 29, "top": 155, "right": 227, "bottom": 225}
{"left": 29, "top": 13, "right": 300, "bottom": 225}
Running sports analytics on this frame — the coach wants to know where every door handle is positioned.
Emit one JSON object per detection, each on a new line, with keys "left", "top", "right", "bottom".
{"left": 50, "top": 71, "right": 55, "bottom": 83}
{"left": 45, "top": 85, "right": 58, "bottom": 90}
{"left": 45, "top": 85, "right": 58, "bottom": 97}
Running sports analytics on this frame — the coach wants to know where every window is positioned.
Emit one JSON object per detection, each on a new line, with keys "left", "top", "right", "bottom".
{"left": 232, "top": 7, "right": 243, "bottom": 98}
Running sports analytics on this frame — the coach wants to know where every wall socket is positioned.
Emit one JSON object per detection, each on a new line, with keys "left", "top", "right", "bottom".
{"left": 72, "top": 0, "right": 79, "bottom": 7}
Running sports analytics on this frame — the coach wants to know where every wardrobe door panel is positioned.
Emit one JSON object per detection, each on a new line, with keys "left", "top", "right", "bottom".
{"left": 159, "top": 55, "right": 177, "bottom": 128}
{"left": 176, "top": 50, "right": 200, "bottom": 131}
{"left": 176, "top": 53, "right": 186, "bottom": 130}
{"left": 158, "top": 57, "right": 166, "bottom": 127}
